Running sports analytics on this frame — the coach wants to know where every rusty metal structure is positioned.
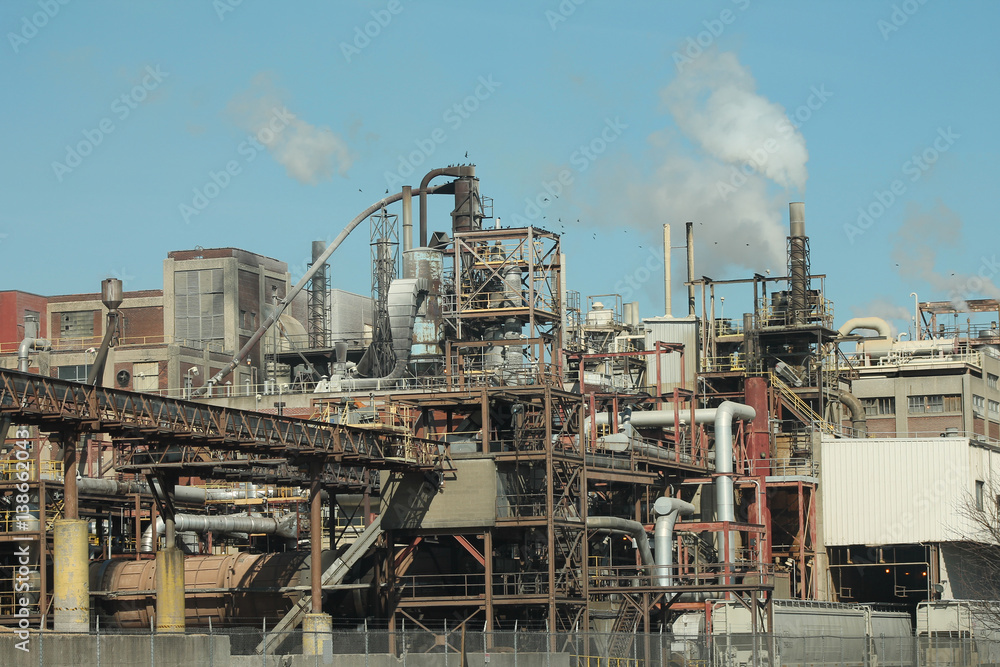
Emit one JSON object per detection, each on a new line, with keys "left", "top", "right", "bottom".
{"left": 2, "top": 167, "right": 831, "bottom": 662}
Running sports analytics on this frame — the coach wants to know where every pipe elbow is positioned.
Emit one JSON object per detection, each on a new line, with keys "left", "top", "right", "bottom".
{"left": 838, "top": 317, "right": 891, "bottom": 339}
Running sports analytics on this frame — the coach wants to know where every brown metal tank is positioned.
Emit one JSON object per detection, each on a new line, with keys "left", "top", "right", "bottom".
{"left": 91, "top": 551, "right": 312, "bottom": 627}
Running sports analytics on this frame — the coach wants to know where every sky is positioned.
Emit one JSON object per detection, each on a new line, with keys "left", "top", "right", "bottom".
{"left": 2, "top": 1, "right": 998, "bottom": 337}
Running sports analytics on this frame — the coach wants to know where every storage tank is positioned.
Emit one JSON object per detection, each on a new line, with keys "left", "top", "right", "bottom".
{"left": 403, "top": 247, "right": 444, "bottom": 373}
{"left": 90, "top": 551, "right": 333, "bottom": 627}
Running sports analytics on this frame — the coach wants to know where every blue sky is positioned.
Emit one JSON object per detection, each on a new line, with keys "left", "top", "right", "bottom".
{"left": 2, "top": 1, "right": 997, "bottom": 335}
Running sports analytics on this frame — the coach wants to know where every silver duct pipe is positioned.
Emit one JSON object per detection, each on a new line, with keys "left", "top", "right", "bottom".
{"left": 77, "top": 478, "right": 261, "bottom": 504}
{"left": 838, "top": 389, "right": 867, "bottom": 436}
{"left": 139, "top": 513, "right": 296, "bottom": 553}
{"left": 17, "top": 338, "right": 51, "bottom": 372}
{"left": 654, "top": 497, "right": 696, "bottom": 586}
{"left": 586, "top": 516, "right": 653, "bottom": 568}
{"left": 342, "top": 278, "right": 423, "bottom": 387}
{"left": 837, "top": 317, "right": 891, "bottom": 339}
{"left": 715, "top": 401, "right": 756, "bottom": 566}
{"left": 402, "top": 185, "right": 413, "bottom": 253}
{"left": 195, "top": 185, "right": 445, "bottom": 395}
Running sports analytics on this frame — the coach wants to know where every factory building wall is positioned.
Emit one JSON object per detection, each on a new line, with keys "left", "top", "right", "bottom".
{"left": 819, "top": 437, "right": 1000, "bottom": 546}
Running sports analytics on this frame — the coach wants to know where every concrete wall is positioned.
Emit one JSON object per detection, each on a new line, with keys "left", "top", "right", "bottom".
{"left": 232, "top": 653, "right": 569, "bottom": 667}
{"left": 0, "top": 633, "right": 229, "bottom": 667}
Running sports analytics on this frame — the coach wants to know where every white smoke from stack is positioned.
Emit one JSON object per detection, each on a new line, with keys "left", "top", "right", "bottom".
{"left": 229, "top": 72, "right": 354, "bottom": 184}
{"left": 662, "top": 51, "right": 809, "bottom": 191}
{"left": 588, "top": 50, "right": 806, "bottom": 283}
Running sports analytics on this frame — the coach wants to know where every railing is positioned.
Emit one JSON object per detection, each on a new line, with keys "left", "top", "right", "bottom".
{"left": 842, "top": 348, "right": 983, "bottom": 369}
{"left": 760, "top": 457, "right": 820, "bottom": 478}
{"left": 588, "top": 563, "right": 775, "bottom": 591}
{"left": 0, "top": 459, "right": 62, "bottom": 482}
{"left": 0, "top": 334, "right": 226, "bottom": 354}
{"left": 768, "top": 372, "right": 836, "bottom": 435}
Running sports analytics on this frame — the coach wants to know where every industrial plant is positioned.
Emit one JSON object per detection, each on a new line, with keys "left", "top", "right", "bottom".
{"left": 3, "top": 165, "right": 1000, "bottom": 665}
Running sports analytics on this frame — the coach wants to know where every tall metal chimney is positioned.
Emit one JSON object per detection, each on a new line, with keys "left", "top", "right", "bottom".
{"left": 663, "top": 224, "right": 672, "bottom": 317}
{"left": 308, "top": 241, "right": 329, "bottom": 348}
{"left": 686, "top": 222, "right": 695, "bottom": 317}
{"left": 788, "top": 202, "right": 809, "bottom": 325}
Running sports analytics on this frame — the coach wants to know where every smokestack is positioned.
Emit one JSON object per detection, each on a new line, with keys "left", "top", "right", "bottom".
{"left": 686, "top": 222, "right": 695, "bottom": 317}
{"left": 309, "top": 241, "right": 328, "bottom": 347}
{"left": 788, "top": 202, "right": 809, "bottom": 324}
{"left": 663, "top": 224, "right": 672, "bottom": 317}
{"left": 402, "top": 185, "right": 413, "bottom": 252}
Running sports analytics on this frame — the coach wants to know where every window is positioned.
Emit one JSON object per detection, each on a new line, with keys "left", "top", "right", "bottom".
{"left": 908, "top": 394, "right": 961, "bottom": 413}
{"left": 974, "top": 395, "right": 986, "bottom": 412}
{"left": 977, "top": 480, "right": 985, "bottom": 511}
{"left": 989, "top": 374, "right": 999, "bottom": 390}
{"left": 133, "top": 362, "right": 159, "bottom": 392}
{"left": 60, "top": 311, "right": 95, "bottom": 338}
{"left": 990, "top": 400, "right": 1000, "bottom": 418}
{"left": 57, "top": 365, "right": 90, "bottom": 383}
{"left": 174, "top": 269, "right": 225, "bottom": 345}
{"left": 862, "top": 397, "right": 895, "bottom": 416}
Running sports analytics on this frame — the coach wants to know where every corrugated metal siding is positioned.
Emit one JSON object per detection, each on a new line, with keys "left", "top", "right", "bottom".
{"left": 643, "top": 317, "right": 698, "bottom": 393}
{"left": 820, "top": 437, "right": 974, "bottom": 546}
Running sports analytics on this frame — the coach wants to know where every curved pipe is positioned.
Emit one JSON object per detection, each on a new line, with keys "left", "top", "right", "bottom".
{"left": 586, "top": 516, "right": 653, "bottom": 568}
{"left": 17, "top": 338, "right": 51, "bottom": 372}
{"left": 837, "top": 317, "right": 891, "bottom": 339}
{"left": 838, "top": 389, "right": 867, "bottom": 436}
{"left": 714, "top": 401, "right": 756, "bottom": 566}
{"left": 418, "top": 165, "right": 475, "bottom": 246}
{"left": 195, "top": 185, "right": 444, "bottom": 395}
{"left": 654, "top": 497, "right": 696, "bottom": 587}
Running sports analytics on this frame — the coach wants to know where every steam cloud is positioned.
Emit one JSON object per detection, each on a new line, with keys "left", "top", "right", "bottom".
{"left": 229, "top": 73, "right": 354, "bottom": 184}
{"left": 591, "top": 50, "right": 810, "bottom": 283}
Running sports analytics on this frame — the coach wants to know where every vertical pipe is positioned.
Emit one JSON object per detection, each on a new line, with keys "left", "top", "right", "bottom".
{"left": 685, "top": 222, "right": 695, "bottom": 317}
{"left": 663, "top": 224, "right": 672, "bottom": 317}
{"left": 402, "top": 185, "right": 413, "bottom": 252}
{"left": 310, "top": 467, "right": 322, "bottom": 611}
{"left": 53, "top": 519, "right": 89, "bottom": 632}
{"left": 63, "top": 435, "right": 78, "bottom": 520}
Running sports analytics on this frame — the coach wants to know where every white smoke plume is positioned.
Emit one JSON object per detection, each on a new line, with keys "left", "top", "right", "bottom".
{"left": 229, "top": 72, "right": 353, "bottom": 184}
{"left": 662, "top": 51, "right": 809, "bottom": 190}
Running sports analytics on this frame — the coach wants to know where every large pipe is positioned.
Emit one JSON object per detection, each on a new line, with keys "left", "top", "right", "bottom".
{"left": 654, "top": 497, "right": 696, "bottom": 586}
{"left": 88, "top": 278, "right": 123, "bottom": 386}
{"left": 715, "top": 401, "right": 756, "bottom": 566}
{"left": 196, "top": 185, "right": 446, "bottom": 395}
{"left": 401, "top": 185, "right": 413, "bottom": 253}
{"left": 77, "top": 477, "right": 219, "bottom": 504}
{"left": 17, "top": 338, "right": 51, "bottom": 372}
{"left": 686, "top": 221, "right": 695, "bottom": 316}
{"left": 419, "top": 165, "right": 475, "bottom": 247}
{"left": 837, "top": 317, "right": 891, "bottom": 339}
{"left": 139, "top": 513, "right": 297, "bottom": 552}
{"left": 586, "top": 516, "right": 654, "bottom": 568}
{"left": 308, "top": 240, "right": 328, "bottom": 348}
{"left": 53, "top": 519, "right": 89, "bottom": 632}
{"left": 788, "top": 202, "right": 808, "bottom": 325}
{"left": 838, "top": 389, "right": 867, "bottom": 436}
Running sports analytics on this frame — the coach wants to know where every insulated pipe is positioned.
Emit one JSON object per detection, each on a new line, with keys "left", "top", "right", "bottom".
{"left": 654, "top": 497, "right": 696, "bottom": 586}
{"left": 17, "top": 338, "right": 51, "bottom": 372}
{"left": 837, "top": 317, "right": 891, "bottom": 339}
{"left": 838, "top": 389, "right": 868, "bottom": 436}
{"left": 586, "top": 516, "right": 654, "bottom": 568}
{"left": 195, "top": 185, "right": 445, "bottom": 395}
{"left": 77, "top": 477, "right": 215, "bottom": 505}
{"left": 715, "top": 401, "right": 756, "bottom": 566}
{"left": 139, "top": 513, "right": 297, "bottom": 552}
{"left": 419, "top": 165, "right": 475, "bottom": 247}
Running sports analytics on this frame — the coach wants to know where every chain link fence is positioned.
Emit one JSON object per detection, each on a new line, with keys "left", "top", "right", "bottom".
{"left": 5, "top": 626, "right": 1000, "bottom": 666}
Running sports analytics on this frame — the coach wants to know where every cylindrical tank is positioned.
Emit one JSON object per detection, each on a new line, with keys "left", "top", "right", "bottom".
{"left": 404, "top": 248, "right": 444, "bottom": 372}
{"left": 585, "top": 302, "right": 614, "bottom": 327}
{"left": 90, "top": 551, "right": 319, "bottom": 627}
{"left": 503, "top": 266, "right": 523, "bottom": 308}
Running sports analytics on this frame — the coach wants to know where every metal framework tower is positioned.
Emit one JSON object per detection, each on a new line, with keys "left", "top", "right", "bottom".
{"left": 369, "top": 208, "right": 399, "bottom": 378}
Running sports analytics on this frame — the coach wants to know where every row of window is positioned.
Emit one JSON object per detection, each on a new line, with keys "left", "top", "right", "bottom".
{"left": 861, "top": 395, "right": 964, "bottom": 416}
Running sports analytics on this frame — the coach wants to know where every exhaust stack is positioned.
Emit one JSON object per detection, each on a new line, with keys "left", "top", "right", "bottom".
{"left": 788, "top": 202, "right": 809, "bottom": 325}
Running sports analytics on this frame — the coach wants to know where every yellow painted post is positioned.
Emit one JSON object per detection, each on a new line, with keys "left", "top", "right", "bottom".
{"left": 154, "top": 545, "right": 185, "bottom": 632}
{"left": 303, "top": 612, "right": 333, "bottom": 656}
{"left": 53, "top": 519, "right": 89, "bottom": 632}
